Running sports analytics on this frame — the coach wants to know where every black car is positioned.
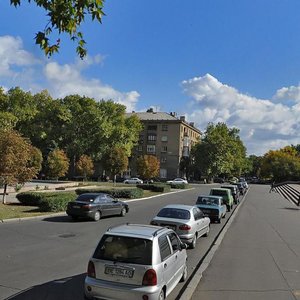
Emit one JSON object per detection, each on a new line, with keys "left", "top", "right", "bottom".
{"left": 66, "top": 193, "right": 129, "bottom": 221}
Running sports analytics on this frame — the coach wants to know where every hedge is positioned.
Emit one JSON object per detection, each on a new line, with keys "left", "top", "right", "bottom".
{"left": 75, "top": 188, "right": 143, "bottom": 199}
{"left": 16, "top": 191, "right": 77, "bottom": 212}
{"left": 169, "top": 183, "right": 189, "bottom": 189}
{"left": 137, "top": 184, "right": 171, "bottom": 193}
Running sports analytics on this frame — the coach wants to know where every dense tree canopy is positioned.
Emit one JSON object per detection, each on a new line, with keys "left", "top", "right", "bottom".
{"left": 136, "top": 155, "right": 160, "bottom": 180}
{"left": 10, "top": 0, "right": 105, "bottom": 58}
{"left": 191, "top": 122, "right": 247, "bottom": 180}
{"left": 76, "top": 154, "right": 94, "bottom": 180}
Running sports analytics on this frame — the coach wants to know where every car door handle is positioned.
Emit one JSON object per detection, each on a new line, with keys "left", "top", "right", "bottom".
{"left": 164, "top": 263, "right": 167, "bottom": 268}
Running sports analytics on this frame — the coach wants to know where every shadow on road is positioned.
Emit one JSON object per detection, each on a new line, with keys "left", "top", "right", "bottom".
{"left": 5, "top": 274, "right": 85, "bottom": 300}
{"left": 42, "top": 215, "right": 76, "bottom": 223}
{"left": 280, "top": 207, "right": 300, "bottom": 211}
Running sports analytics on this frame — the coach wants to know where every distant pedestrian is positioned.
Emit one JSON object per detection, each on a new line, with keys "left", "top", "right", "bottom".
{"left": 269, "top": 181, "right": 275, "bottom": 193}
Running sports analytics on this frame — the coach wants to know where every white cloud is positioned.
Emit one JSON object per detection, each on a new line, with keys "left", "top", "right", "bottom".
{"left": 44, "top": 60, "right": 140, "bottom": 112}
{"left": 182, "top": 74, "right": 300, "bottom": 155}
{"left": 273, "top": 85, "right": 300, "bottom": 102}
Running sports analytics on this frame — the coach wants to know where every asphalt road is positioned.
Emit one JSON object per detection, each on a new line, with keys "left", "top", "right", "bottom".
{"left": 0, "top": 184, "right": 238, "bottom": 300}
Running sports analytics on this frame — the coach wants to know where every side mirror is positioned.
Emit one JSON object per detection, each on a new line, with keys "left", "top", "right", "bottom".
{"left": 181, "top": 243, "right": 188, "bottom": 250}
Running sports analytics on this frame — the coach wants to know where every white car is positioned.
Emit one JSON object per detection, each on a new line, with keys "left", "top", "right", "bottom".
{"left": 166, "top": 178, "right": 188, "bottom": 185}
{"left": 151, "top": 204, "right": 210, "bottom": 249}
{"left": 123, "top": 177, "right": 143, "bottom": 184}
{"left": 84, "top": 224, "right": 188, "bottom": 300}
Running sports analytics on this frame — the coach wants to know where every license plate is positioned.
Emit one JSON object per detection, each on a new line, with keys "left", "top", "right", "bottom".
{"left": 73, "top": 205, "right": 80, "bottom": 209}
{"left": 105, "top": 266, "right": 134, "bottom": 278}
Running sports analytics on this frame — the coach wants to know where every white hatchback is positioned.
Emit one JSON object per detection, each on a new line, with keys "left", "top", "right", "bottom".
{"left": 84, "top": 224, "right": 188, "bottom": 300}
{"left": 123, "top": 177, "right": 143, "bottom": 184}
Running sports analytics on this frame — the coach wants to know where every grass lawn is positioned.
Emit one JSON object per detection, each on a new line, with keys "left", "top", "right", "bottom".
{"left": 0, "top": 203, "right": 50, "bottom": 220}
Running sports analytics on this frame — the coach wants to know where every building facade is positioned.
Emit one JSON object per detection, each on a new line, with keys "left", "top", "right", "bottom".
{"left": 126, "top": 111, "right": 201, "bottom": 180}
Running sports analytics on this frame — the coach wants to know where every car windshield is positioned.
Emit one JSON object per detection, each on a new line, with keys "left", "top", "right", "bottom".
{"left": 211, "top": 190, "right": 227, "bottom": 197}
{"left": 197, "top": 197, "right": 219, "bottom": 206}
{"left": 93, "top": 235, "right": 152, "bottom": 265}
{"left": 157, "top": 208, "right": 190, "bottom": 220}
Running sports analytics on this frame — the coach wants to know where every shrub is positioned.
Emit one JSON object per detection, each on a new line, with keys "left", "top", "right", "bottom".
{"left": 137, "top": 184, "right": 171, "bottom": 193}
{"left": 169, "top": 183, "right": 189, "bottom": 189}
{"left": 39, "top": 192, "right": 76, "bottom": 212}
{"left": 75, "top": 188, "right": 143, "bottom": 199}
{"left": 17, "top": 192, "right": 44, "bottom": 206}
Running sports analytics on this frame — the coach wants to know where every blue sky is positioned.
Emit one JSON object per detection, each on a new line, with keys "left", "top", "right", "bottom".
{"left": 1, "top": 0, "right": 300, "bottom": 155}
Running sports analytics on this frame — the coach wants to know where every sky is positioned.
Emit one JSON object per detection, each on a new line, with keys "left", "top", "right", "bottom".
{"left": 1, "top": 0, "right": 300, "bottom": 156}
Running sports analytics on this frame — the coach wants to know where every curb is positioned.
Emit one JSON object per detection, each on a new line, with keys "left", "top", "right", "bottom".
{"left": 179, "top": 188, "right": 249, "bottom": 300}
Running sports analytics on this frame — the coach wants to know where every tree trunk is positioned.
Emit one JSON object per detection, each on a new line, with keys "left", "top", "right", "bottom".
{"left": 2, "top": 184, "right": 7, "bottom": 204}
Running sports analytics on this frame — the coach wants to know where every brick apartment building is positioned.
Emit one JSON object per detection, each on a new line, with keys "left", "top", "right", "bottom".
{"left": 126, "top": 110, "right": 201, "bottom": 180}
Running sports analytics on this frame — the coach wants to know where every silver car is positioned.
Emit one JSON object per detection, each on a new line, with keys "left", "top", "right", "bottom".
{"left": 123, "top": 177, "right": 143, "bottom": 184}
{"left": 84, "top": 224, "right": 188, "bottom": 300}
{"left": 151, "top": 204, "right": 210, "bottom": 249}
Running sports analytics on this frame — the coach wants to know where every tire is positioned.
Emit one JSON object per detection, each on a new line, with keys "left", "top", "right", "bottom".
{"left": 189, "top": 234, "right": 197, "bottom": 249}
{"left": 93, "top": 211, "right": 101, "bottom": 221}
{"left": 216, "top": 217, "right": 221, "bottom": 224}
{"left": 180, "top": 264, "right": 188, "bottom": 282}
{"left": 120, "top": 207, "right": 126, "bottom": 217}
{"left": 158, "top": 289, "right": 165, "bottom": 300}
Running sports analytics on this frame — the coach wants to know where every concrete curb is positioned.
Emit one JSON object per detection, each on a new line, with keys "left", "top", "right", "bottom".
{"left": 179, "top": 188, "right": 250, "bottom": 300}
{"left": 0, "top": 188, "right": 195, "bottom": 223}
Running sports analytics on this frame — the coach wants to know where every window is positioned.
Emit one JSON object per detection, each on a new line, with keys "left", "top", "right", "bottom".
{"left": 161, "top": 136, "right": 168, "bottom": 142}
{"left": 148, "top": 125, "right": 157, "bottom": 131}
{"left": 158, "top": 235, "right": 172, "bottom": 261}
{"left": 161, "top": 157, "right": 167, "bottom": 163}
{"left": 161, "top": 146, "right": 167, "bottom": 153}
{"left": 137, "top": 145, "right": 143, "bottom": 152}
{"left": 147, "top": 145, "right": 156, "bottom": 154}
{"left": 148, "top": 134, "right": 157, "bottom": 141}
{"left": 160, "top": 168, "right": 167, "bottom": 178}
{"left": 168, "top": 232, "right": 181, "bottom": 252}
{"left": 162, "top": 124, "right": 168, "bottom": 131}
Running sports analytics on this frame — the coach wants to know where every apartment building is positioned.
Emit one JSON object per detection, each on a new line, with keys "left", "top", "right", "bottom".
{"left": 126, "top": 110, "right": 201, "bottom": 180}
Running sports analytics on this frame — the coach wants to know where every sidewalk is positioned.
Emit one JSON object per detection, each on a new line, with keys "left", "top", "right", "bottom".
{"left": 190, "top": 184, "right": 300, "bottom": 300}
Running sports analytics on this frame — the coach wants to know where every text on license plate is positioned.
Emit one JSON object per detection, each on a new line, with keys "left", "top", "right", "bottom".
{"left": 105, "top": 266, "right": 134, "bottom": 278}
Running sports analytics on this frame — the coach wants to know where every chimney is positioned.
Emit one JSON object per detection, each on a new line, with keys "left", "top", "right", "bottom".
{"left": 180, "top": 116, "right": 185, "bottom": 122}
{"left": 190, "top": 122, "right": 194, "bottom": 127}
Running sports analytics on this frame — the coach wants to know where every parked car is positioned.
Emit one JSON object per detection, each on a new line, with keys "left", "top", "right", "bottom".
{"left": 196, "top": 195, "right": 227, "bottom": 223}
{"left": 84, "top": 223, "right": 188, "bottom": 300}
{"left": 233, "top": 182, "right": 246, "bottom": 195}
{"left": 221, "top": 184, "right": 240, "bottom": 204}
{"left": 166, "top": 178, "right": 188, "bottom": 185}
{"left": 209, "top": 188, "right": 234, "bottom": 212}
{"left": 213, "top": 177, "right": 225, "bottom": 183}
{"left": 150, "top": 204, "right": 210, "bottom": 249}
{"left": 123, "top": 177, "right": 143, "bottom": 184}
{"left": 66, "top": 193, "right": 129, "bottom": 221}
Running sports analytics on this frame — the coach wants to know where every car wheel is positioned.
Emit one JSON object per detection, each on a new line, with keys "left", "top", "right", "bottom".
{"left": 190, "top": 234, "right": 197, "bottom": 249}
{"left": 120, "top": 207, "right": 126, "bottom": 217}
{"left": 158, "top": 289, "right": 165, "bottom": 300}
{"left": 217, "top": 217, "right": 221, "bottom": 224}
{"left": 180, "top": 264, "right": 188, "bottom": 282}
{"left": 93, "top": 211, "right": 101, "bottom": 221}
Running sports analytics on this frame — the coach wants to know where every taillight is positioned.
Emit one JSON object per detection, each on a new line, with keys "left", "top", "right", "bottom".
{"left": 82, "top": 204, "right": 91, "bottom": 209}
{"left": 142, "top": 269, "right": 157, "bottom": 286}
{"left": 179, "top": 224, "right": 191, "bottom": 231}
{"left": 87, "top": 261, "right": 96, "bottom": 278}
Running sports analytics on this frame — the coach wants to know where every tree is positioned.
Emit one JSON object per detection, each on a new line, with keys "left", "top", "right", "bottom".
{"left": 102, "top": 147, "right": 128, "bottom": 182}
{"left": 46, "top": 149, "right": 69, "bottom": 179}
{"left": 191, "top": 123, "right": 247, "bottom": 180}
{"left": 136, "top": 155, "right": 160, "bottom": 180}
{"left": 260, "top": 146, "right": 300, "bottom": 182}
{"left": 0, "top": 130, "right": 42, "bottom": 203}
{"left": 10, "top": 0, "right": 105, "bottom": 58}
{"left": 76, "top": 155, "right": 94, "bottom": 180}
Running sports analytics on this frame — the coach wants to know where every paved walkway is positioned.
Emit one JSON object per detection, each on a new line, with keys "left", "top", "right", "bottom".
{"left": 190, "top": 184, "right": 300, "bottom": 300}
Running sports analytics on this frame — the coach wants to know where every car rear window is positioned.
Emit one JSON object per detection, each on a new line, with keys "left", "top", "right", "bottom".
{"left": 210, "top": 189, "right": 227, "bottom": 196}
{"left": 157, "top": 208, "right": 190, "bottom": 220}
{"left": 197, "top": 197, "right": 219, "bottom": 206}
{"left": 93, "top": 235, "right": 152, "bottom": 265}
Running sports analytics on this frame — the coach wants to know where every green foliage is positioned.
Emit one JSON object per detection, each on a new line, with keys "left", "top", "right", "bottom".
{"left": 75, "top": 188, "right": 143, "bottom": 199}
{"left": 260, "top": 146, "right": 300, "bottom": 181}
{"left": 169, "top": 183, "right": 189, "bottom": 189}
{"left": 10, "top": 0, "right": 105, "bottom": 58}
{"left": 191, "top": 122, "right": 247, "bottom": 179}
{"left": 46, "top": 148, "right": 69, "bottom": 179}
{"left": 102, "top": 147, "right": 128, "bottom": 179}
{"left": 16, "top": 191, "right": 76, "bottom": 211}
{"left": 136, "top": 155, "right": 160, "bottom": 180}
{"left": 137, "top": 184, "right": 171, "bottom": 193}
